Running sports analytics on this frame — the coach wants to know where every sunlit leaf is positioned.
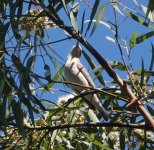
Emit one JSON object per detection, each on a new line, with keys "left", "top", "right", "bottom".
{"left": 126, "top": 12, "right": 154, "bottom": 29}
{"left": 108, "top": 61, "right": 126, "bottom": 70}
{"left": 129, "top": 32, "right": 140, "bottom": 49}
{"left": 85, "top": 133, "right": 112, "bottom": 150}
{"left": 146, "top": 0, "right": 154, "bottom": 21}
{"left": 110, "top": 0, "right": 124, "bottom": 16}
{"left": 106, "top": 36, "right": 116, "bottom": 43}
{"left": 136, "top": 31, "right": 154, "bottom": 45}
{"left": 84, "top": 20, "right": 115, "bottom": 34}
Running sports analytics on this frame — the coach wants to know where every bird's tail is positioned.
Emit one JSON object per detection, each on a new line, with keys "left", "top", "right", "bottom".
{"left": 86, "top": 94, "right": 109, "bottom": 121}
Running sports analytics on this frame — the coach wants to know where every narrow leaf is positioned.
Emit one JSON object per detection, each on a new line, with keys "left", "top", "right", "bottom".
{"left": 12, "top": 100, "right": 26, "bottom": 137}
{"left": 120, "top": 131, "right": 125, "bottom": 150}
{"left": 44, "top": 64, "right": 51, "bottom": 82}
{"left": 129, "top": 32, "right": 140, "bottom": 49}
{"left": 83, "top": 50, "right": 105, "bottom": 85}
{"left": 91, "top": 4, "right": 107, "bottom": 36}
{"left": 85, "top": 0, "right": 100, "bottom": 35}
{"left": 85, "top": 133, "right": 112, "bottom": 150}
{"left": 147, "top": 105, "right": 154, "bottom": 116}
{"left": 126, "top": 12, "right": 154, "bottom": 30}
{"left": 110, "top": 0, "right": 124, "bottom": 16}
{"left": 136, "top": 31, "right": 154, "bottom": 45}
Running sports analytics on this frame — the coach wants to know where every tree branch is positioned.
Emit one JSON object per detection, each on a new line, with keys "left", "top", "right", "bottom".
{"left": 38, "top": 2, "right": 154, "bottom": 128}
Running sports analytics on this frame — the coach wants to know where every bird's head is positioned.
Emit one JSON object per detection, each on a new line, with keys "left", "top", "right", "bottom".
{"left": 70, "top": 42, "right": 82, "bottom": 58}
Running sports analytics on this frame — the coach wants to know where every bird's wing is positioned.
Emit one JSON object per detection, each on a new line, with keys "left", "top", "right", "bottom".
{"left": 76, "top": 59, "right": 96, "bottom": 89}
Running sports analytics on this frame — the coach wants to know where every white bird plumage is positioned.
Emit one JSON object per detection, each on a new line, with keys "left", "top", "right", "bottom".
{"left": 64, "top": 43, "right": 109, "bottom": 120}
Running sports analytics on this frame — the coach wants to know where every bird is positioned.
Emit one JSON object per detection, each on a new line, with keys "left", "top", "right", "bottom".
{"left": 64, "top": 43, "right": 109, "bottom": 121}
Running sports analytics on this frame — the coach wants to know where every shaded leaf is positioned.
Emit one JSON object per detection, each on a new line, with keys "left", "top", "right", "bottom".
{"left": 81, "top": 9, "right": 86, "bottom": 34}
{"left": 90, "top": 4, "right": 107, "bottom": 36}
{"left": 85, "top": 0, "right": 100, "bottom": 35}
{"left": 26, "top": 56, "right": 35, "bottom": 74}
{"left": 43, "top": 65, "right": 64, "bottom": 92}
{"left": 44, "top": 64, "right": 51, "bottom": 82}
{"left": 83, "top": 50, "right": 105, "bottom": 85}
{"left": 120, "top": 131, "right": 125, "bottom": 150}
{"left": 70, "top": 2, "right": 79, "bottom": 32}
{"left": 143, "top": 71, "right": 154, "bottom": 76}
{"left": 12, "top": 54, "right": 24, "bottom": 73}
{"left": 12, "top": 100, "right": 26, "bottom": 137}
{"left": 140, "top": 58, "right": 144, "bottom": 87}
{"left": 0, "top": 97, "right": 7, "bottom": 126}
{"left": 147, "top": 105, "right": 154, "bottom": 116}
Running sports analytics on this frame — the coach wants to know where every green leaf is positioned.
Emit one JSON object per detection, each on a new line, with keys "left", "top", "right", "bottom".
{"left": 146, "top": 43, "right": 154, "bottom": 82}
{"left": 146, "top": 0, "right": 154, "bottom": 21}
{"left": 0, "top": 70, "right": 5, "bottom": 96}
{"left": 126, "top": 12, "right": 154, "bottom": 30}
{"left": 85, "top": 133, "right": 112, "bottom": 150}
{"left": 110, "top": 0, "right": 124, "bottom": 16}
{"left": 43, "top": 65, "right": 64, "bottom": 92}
{"left": 83, "top": 50, "right": 105, "bottom": 85}
{"left": 108, "top": 61, "right": 126, "bottom": 70}
{"left": 81, "top": 9, "right": 86, "bottom": 34}
{"left": 12, "top": 54, "right": 24, "bottom": 73}
{"left": 129, "top": 32, "right": 140, "bottom": 49}
{"left": 120, "top": 131, "right": 125, "bottom": 150}
{"left": 147, "top": 105, "right": 154, "bottom": 116}
{"left": 55, "top": 0, "right": 72, "bottom": 12}
{"left": 70, "top": 2, "right": 79, "bottom": 32}
{"left": 136, "top": 31, "right": 154, "bottom": 45}
{"left": 61, "top": 0, "right": 69, "bottom": 15}
{"left": 44, "top": 64, "right": 51, "bottom": 82}
{"left": 26, "top": 56, "right": 35, "bottom": 74}
{"left": 140, "top": 58, "right": 144, "bottom": 87}
{"left": 143, "top": 71, "right": 154, "bottom": 76}
{"left": 91, "top": 4, "right": 107, "bottom": 36}
{"left": 12, "top": 100, "right": 26, "bottom": 137}
{"left": 0, "top": 97, "right": 7, "bottom": 126}
{"left": 16, "top": 0, "right": 23, "bottom": 20}
{"left": 136, "top": 68, "right": 142, "bottom": 75}
{"left": 85, "top": 0, "right": 100, "bottom": 35}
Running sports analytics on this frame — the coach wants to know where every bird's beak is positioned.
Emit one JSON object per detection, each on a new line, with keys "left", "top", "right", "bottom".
{"left": 76, "top": 41, "right": 79, "bottom": 48}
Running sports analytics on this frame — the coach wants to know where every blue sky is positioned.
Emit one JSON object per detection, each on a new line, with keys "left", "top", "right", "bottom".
{"left": 36, "top": 0, "right": 154, "bottom": 103}
{"left": 5, "top": 0, "right": 154, "bottom": 106}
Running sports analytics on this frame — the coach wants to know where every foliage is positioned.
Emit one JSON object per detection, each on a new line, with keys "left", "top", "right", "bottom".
{"left": 0, "top": 0, "right": 154, "bottom": 149}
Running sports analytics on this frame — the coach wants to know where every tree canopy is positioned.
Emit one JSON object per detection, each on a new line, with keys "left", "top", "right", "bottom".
{"left": 0, "top": 0, "right": 154, "bottom": 149}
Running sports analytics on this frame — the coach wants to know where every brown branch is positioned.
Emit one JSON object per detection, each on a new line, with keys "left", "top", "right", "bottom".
{"left": 7, "top": 122, "right": 154, "bottom": 131}
{"left": 38, "top": 3, "right": 154, "bottom": 128}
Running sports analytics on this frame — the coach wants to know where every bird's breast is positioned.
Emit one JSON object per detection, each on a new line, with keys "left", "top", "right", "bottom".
{"left": 64, "top": 61, "right": 90, "bottom": 90}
